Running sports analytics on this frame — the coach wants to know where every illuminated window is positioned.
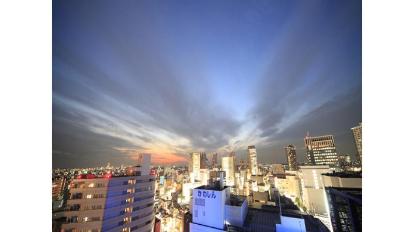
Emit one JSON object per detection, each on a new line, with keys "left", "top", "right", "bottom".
{"left": 122, "top": 228, "right": 130, "bottom": 232}
{"left": 127, "top": 188, "right": 135, "bottom": 194}
{"left": 86, "top": 194, "right": 93, "bottom": 199}
{"left": 93, "top": 194, "right": 104, "bottom": 198}
{"left": 126, "top": 197, "right": 134, "bottom": 203}
{"left": 92, "top": 205, "right": 102, "bottom": 210}
{"left": 123, "top": 217, "right": 131, "bottom": 223}
{"left": 125, "top": 207, "right": 133, "bottom": 213}
{"left": 128, "top": 179, "right": 136, "bottom": 185}
{"left": 84, "top": 217, "right": 89, "bottom": 222}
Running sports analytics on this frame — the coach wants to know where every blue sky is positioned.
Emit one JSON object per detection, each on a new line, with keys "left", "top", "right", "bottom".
{"left": 53, "top": 0, "right": 361, "bottom": 168}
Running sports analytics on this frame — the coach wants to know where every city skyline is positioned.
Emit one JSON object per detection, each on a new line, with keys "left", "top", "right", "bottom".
{"left": 53, "top": 0, "right": 361, "bottom": 168}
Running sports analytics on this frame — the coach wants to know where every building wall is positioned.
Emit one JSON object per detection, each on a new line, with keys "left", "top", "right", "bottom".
{"left": 302, "top": 188, "right": 328, "bottom": 215}
{"left": 271, "top": 164, "right": 285, "bottom": 175}
{"left": 322, "top": 176, "right": 362, "bottom": 188}
{"left": 276, "top": 216, "right": 306, "bottom": 232}
{"left": 61, "top": 175, "right": 155, "bottom": 232}
{"left": 190, "top": 223, "right": 224, "bottom": 232}
{"left": 247, "top": 146, "right": 258, "bottom": 175}
{"left": 222, "top": 156, "right": 235, "bottom": 186}
{"left": 305, "top": 135, "right": 338, "bottom": 166}
{"left": 286, "top": 175, "right": 301, "bottom": 199}
{"left": 224, "top": 199, "right": 247, "bottom": 227}
{"left": 192, "top": 187, "right": 228, "bottom": 230}
{"left": 199, "top": 169, "right": 210, "bottom": 186}
{"left": 351, "top": 123, "right": 362, "bottom": 162}
{"left": 190, "top": 153, "right": 201, "bottom": 182}
{"left": 299, "top": 166, "right": 331, "bottom": 216}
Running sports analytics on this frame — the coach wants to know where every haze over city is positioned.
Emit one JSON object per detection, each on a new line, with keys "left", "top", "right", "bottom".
{"left": 53, "top": 0, "right": 361, "bottom": 168}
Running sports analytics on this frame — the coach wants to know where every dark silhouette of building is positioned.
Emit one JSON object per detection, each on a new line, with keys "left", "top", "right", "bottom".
{"left": 200, "top": 152, "right": 208, "bottom": 169}
{"left": 183, "top": 211, "right": 192, "bottom": 232}
{"left": 284, "top": 145, "right": 298, "bottom": 171}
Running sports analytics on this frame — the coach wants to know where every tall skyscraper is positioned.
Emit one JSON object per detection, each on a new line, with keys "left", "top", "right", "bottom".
{"left": 211, "top": 153, "right": 218, "bottom": 168}
{"left": 305, "top": 134, "right": 338, "bottom": 166}
{"left": 52, "top": 176, "right": 66, "bottom": 200}
{"left": 61, "top": 156, "right": 156, "bottom": 232}
{"left": 222, "top": 155, "right": 235, "bottom": 186}
{"left": 351, "top": 123, "right": 362, "bottom": 163}
{"left": 247, "top": 145, "right": 258, "bottom": 175}
{"left": 284, "top": 144, "right": 298, "bottom": 171}
{"left": 189, "top": 152, "right": 201, "bottom": 182}
{"left": 200, "top": 152, "right": 208, "bottom": 169}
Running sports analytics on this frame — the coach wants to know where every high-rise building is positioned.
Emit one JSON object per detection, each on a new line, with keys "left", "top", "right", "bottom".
{"left": 61, "top": 156, "right": 156, "bottom": 232}
{"left": 52, "top": 177, "right": 66, "bottom": 200}
{"left": 305, "top": 135, "right": 339, "bottom": 166}
{"left": 338, "top": 154, "right": 352, "bottom": 170}
{"left": 284, "top": 145, "right": 298, "bottom": 171}
{"left": 138, "top": 153, "right": 151, "bottom": 176}
{"left": 222, "top": 155, "right": 235, "bottom": 186}
{"left": 189, "top": 153, "right": 201, "bottom": 182}
{"left": 351, "top": 123, "right": 362, "bottom": 163}
{"left": 200, "top": 152, "right": 208, "bottom": 169}
{"left": 247, "top": 145, "right": 258, "bottom": 175}
{"left": 211, "top": 153, "right": 218, "bottom": 168}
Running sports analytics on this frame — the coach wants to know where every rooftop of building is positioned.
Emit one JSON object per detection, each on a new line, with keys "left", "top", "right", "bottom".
{"left": 74, "top": 168, "right": 154, "bottom": 180}
{"left": 322, "top": 171, "right": 362, "bottom": 178}
{"left": 281, "top": 209, "right": 305, "bottom": 219}
{"left": 299, "top": 165, "right": 331, "bottom": 169}
{"left": 194, "top": 185, "right": 229, "bottom": 191}
{"left": 243, "top": 205, "right": 281, "bottom": 232}
{"left": 304, "top": 134, "right": 334, "bottom": 140}
{"left": 273, "top": 173, "right": 286, "bottom": 178}
{"left": 278, "top": 196, "right": 330, "bottom": 232}
{"left": 227, "top": 195, "right": 246, "bottom": 207}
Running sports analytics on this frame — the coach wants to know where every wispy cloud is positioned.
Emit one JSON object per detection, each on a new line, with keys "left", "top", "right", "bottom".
{"left": 53, "top": 0, "right": 361, "bottom": 167}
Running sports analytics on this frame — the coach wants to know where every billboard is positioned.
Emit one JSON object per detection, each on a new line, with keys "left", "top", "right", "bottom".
{"left": 192, "top": 188, "right": 226, "bottom": 230}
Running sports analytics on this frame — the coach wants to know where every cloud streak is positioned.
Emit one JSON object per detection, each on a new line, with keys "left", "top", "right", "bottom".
{"left": 53, "top": 0, "right": 361, "bottom": 168}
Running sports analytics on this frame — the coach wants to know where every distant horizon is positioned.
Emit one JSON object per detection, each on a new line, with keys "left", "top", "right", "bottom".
{"left": 53, "top": 1, "right": 361, "bottom": 168}
{"left": 53, "top": 128, "right": 360, "bottom": 169}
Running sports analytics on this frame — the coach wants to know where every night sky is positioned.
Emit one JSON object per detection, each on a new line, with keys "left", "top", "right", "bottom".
{"left": 53, "top": 0, "right": 361, "bottom": 168}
